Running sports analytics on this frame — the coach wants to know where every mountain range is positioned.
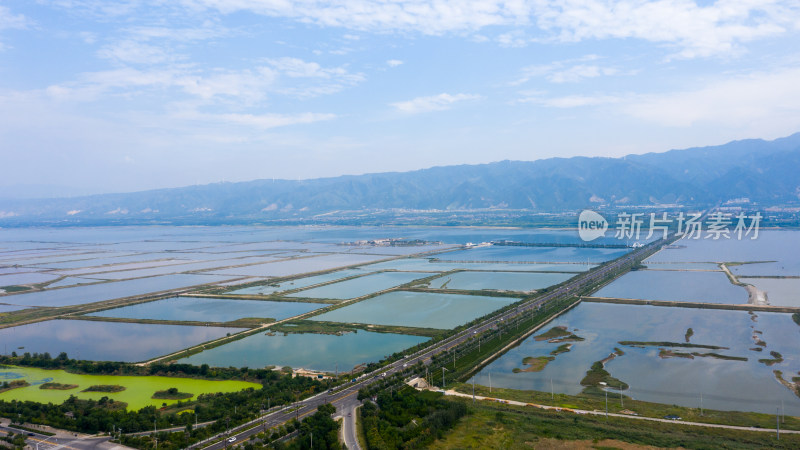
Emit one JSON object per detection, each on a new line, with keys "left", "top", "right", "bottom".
{"left": 2, "top": 133, "right": 799, "bottom": 225}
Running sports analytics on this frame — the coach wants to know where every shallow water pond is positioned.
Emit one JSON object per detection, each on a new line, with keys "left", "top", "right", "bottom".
{"left": 0, "top": 320, "right": 243, "bottom": 362}
{"left": 88, "top": 296, "right": 324, "bottom": 322}
{"left": 427, "top": 271, "right": 574, "bottom": 292}
{"left": 470, "top": 302, "right": 800, "bottom": 415}
{"left": 179, "top": 330, "right": 428, "bottom": 372}
{"left": 592, "top": 270, "right": 748, "bottom": 304}
{"left": 310, "top": 291, "right": 518, "bottom": 329}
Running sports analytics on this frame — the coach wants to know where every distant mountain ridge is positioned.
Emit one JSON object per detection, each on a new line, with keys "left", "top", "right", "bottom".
{"left": 2, "top": 133, "right": 799, "bottom": 224}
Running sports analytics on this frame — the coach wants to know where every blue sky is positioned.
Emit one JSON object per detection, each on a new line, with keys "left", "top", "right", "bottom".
{"left": 1, "top": 1, "right": 799, "bottom": 196}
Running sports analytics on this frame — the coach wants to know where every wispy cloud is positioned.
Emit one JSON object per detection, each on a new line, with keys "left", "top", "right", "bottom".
{"left": 510, "top": 55, "right": 626, "bottom": 85}
{"left": 386, "top": 59, "right": 403, "bottom": 67}
{"left": 391, "top": 93, "right": 481, "bottom": 114}
{"left": 517, "top": 91, "right": 622, "bottom": 108}
{"left": 531, "top": 0, "right": 800, "bottom": 59}
{"left": 0, "top": 5, "right": 31, "bottom": 50}
{"left": 179, "top": 0, "right": 534, "bottom": 34}
{"left": 97, "top": 40, "right": 175, "bottom": 64}
{"left": 622, "top": 66, "right": 800, "bottom": 129}
{"left": 176, "top": 110, "right": 337, "bottom": 129}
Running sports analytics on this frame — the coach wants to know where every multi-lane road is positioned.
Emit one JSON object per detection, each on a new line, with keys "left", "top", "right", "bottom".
{"left": 0, "top": 420, "right": 128, "bottom": 450}
{"left": 193, "top": 239, "right": 662, "bottom": 449}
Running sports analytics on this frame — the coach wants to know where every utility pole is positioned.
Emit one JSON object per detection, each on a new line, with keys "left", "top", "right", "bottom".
{"left": 777, "top": 407, "right": 780, "bottom": 440}
{"left": 605, "top": 390, "right": 608, "bottom": 418}
{"left": 700, "top": 393, "right": 703, "bottom": 416}
{"left": 472, "top": 377, "right": 475, "bottom": 404}
{"left": 489, "top": 372, "right": 492, "bottom": 393}
{"left": 550, "top": 378, "right": 554, "bottom": 400}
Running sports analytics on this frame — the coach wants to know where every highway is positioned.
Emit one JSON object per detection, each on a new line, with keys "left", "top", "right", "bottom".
{"left": 0, "top": 421, "right": 130, "bottom": 450}
{"left": 192, "top": 238, "right": 662, "bottom": 449}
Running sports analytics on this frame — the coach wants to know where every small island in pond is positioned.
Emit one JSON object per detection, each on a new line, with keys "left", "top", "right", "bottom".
{"left": 82, "top": 385, "right": 125, "bottom": 393}
{"left": 0, "top": 380, "right": 29, "bottom": 393}
{"left": 40, "top": 382, "right": 79, "bottom": 390}
{"left": 513, "top": 356, "right": 555, "bottom": 373}
{"left": 534, "top": 326, "right": 584, "bottom": 343}
{"left": 152, "top": 387, "right": 193, "bottom": 400}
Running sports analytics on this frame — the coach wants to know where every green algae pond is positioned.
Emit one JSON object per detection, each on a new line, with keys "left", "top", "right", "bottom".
{"left": 0, "top": 365, "right": 260, "bottom": 410}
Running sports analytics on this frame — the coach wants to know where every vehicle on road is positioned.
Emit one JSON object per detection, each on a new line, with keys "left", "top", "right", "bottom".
{"left": 227, "top": 437, "right": 237, "bottom": 443}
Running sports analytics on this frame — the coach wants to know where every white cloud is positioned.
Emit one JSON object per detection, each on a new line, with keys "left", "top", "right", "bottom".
{"left": 391, "top": 93, "right": 481, "bottom": 114}
{"left": 0, "top": 5, "right": 31, "bottom": 50}
{"left": 511, "top": 55, "right": 625, "bottom": 85}
{"left": 44, "top": 56, "right": 362, "bottom": 103}
{"left": 531, "top": 0, "right": 800, "bottom": 58}
{"left": 265, "top": 57, "right": 351, "bottom": 79}
{"left": 97, "top": 40, "right": 173, "bottom": 64}
{"left": 518, "top": 91, "right": 622, "bottom": 108}
{"left": 0, "top": 6, "right": 29, "bottom": 30}
{"left": 180, "top": 0, "right": 534, "bottom": 34}
{"left": 497, "top": 30, "right": 530, "bottom": 47}
{"left": 386, "top": 59, "right": 404, "bottom": 67}
{"left": 176, "top": 1, "right": 800, "bottom": 57}
{"left": 622, "top": 66, "right": 800, "bottom": 129}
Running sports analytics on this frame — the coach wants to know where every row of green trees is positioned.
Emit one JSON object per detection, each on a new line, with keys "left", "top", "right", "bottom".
{"left": 0, "top": 352, "right": 282, "bottom": 381}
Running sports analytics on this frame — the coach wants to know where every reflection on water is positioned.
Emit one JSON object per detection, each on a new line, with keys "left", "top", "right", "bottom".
{"left": 471, "top": 302, "right": 800, "bottom": 415}
{"left": 89, "top": 296, "right": 324, "bottom": 322}
{"left": 288, "top": 271, "right": 430, "bottom": 300}
{"left": 593, "top": 270, "right": 748, "bottom": 304}
{"left": 740, "top": 278, "right": 800, "bottom": 307}
{"left": 4, "top": 274, "right": 232, "bottom": 307}
{"left": 436, "top": 246, "right": 629, "bottom": 263}
{"left": 428, "top": 271, "right": 574, "bottom": 292}
{"left": 0, "top": 320, "right": 243, "bottom": 362}
{"left": 179, "top": 330, "right": 428, "bottom": 372}
{"left": 311, "top": 291, "right": 517, "bottom": 329}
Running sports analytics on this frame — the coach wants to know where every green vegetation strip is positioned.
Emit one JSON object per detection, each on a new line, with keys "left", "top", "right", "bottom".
{"left": 759, "top": 351, "right": 784, "bottom": 366}
{"left": 82, "top": 384, "right": 125, "bottom": 393}
{"left": 268, "top": 319, "right": 445, "bottom": 338}
{"left": 619, "top": 341, "right": 727, "bottom": 350}
{"left": 39, "top": 382, "right": 78, "bottom": 390}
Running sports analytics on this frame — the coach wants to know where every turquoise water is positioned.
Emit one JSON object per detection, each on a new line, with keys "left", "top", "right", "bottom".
{"left": 470, "top": 302, "right": 800, "bottom": 415}
{"left": 435, "top": 246, "right": 629, "bottom": 263}
{"left": 0, "top": 319, "right": 243, "bottom": 362}
{"left": 427, "top": 271, "right": 574, "bottom": 291}
{"left": 179, "top": 330, "right": 428, "bottom": 372}
{"left": 88, "top": 296, "right": 324, "bottom": 322}
{"left": 311, "top": 291, "right": 518, "bottom": 329}
{"left": 592, "top": 270, "right": 748, "bottom": 304}
{"left": 288, "top": 271, "right": 430, "bottom": 300}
